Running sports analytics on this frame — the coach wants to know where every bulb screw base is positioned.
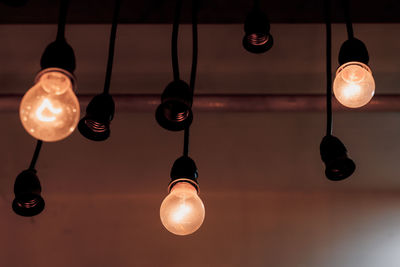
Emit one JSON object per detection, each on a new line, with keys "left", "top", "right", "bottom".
{"left": 169, "top": 156, "right": 199, "bottom": 191}
{"left": 78, "top": 93, "right": 115, "bottom": 141}
{"left": 156, "top": 80, "right": 193, "bottom": 131}
{"left": 320, "top": 135, "right": 356, "bottom": 181}
{"left": 40, "top": 39, "right": 76, "bottom": 73}
{"left": 12, "top": 169, "right": 45, "bottom": 217}
{"left": 338, "top": 38, "right": 369, "bottom": 66}
{"left": 243, "top": 9, "right": 273, "bottom": 53}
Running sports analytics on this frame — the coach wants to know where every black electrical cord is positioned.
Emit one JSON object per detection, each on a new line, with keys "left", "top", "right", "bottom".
{"left": 325, "top": 0, "right": 333, "bottom": 136}
{"left": 342, "top": 0, "right": 354, "bottom": 40}
{"left": 29, "top": 140, "right": 43, "bottom": 170}
{"left": 56, "top": 0, "right": 69, "bottom": 41}
{"left": 183, "top": 0, "right": 198, "bottom": 157}
{"left": 183, "top": 128, "right": 190, "bottom": 157}
{"left": 189, "top": 0, "right": 198, "bottom": 92}
{"left": 171, "top": 0, "right": 183, "bottom": 81}
{"left": 103, "top": 0, "right": 121, "bottom": 94}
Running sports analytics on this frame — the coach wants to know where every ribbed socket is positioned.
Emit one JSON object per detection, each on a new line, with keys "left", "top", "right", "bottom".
{"left": 243, "top": 9, "right": 273, "bottom": 53}
{"left": 320, "top": 135, "right": 356, "bottom": 181}
{"left": 78, "top": 93, "right": 115, "bottom": 141}
{"left": 338, "top": 38, "right": 369, "bottom": 66}
{"left": 156, "top": 80, "right": 193, "bottom": 131}
{"left": 169, "top": 156, "right": 199, "bottom": 191}
{"left": 12, "top": 169, "right": 45, "bottom": 217}
{"left": 40, "top": 39, "right": 76, "bottom": 73}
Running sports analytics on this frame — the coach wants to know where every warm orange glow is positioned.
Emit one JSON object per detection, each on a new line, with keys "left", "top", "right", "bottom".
{"left": 35, "top": 98, "right": 62, "bottom": 122}
{"left": 20, "top": 68, "right": 80, "bottom": 142}
{"left": 333, "top": 62, "right": 375, "bottom": 108}
{"left": 160, "top": 181, "right": 205, "bottom": 236}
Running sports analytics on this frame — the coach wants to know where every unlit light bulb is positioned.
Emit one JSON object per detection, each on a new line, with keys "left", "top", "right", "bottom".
{"left": 333, "top": 62, "right": 375, "bottom": 108}
{"left": 20, "top": 68, "right": 80, "bottom": 142}
{"left": 160, "top": 181, "right": 205, "bottom": 236}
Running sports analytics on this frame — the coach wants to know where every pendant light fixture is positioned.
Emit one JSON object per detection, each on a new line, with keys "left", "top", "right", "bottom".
{"left": 19, "top": 0, "right": 79, "bottom": 142}
{"left": 242, "top": 0, "right": 273, "bottom": 54}
{"left": 320, "top": 0, "right": 355, "bottom": 181}
{"left": 333, "top": 0, "right": 375, "bottom": 108}
{"left": 155, "top": 0, "right": 194, "bottom": 132}
{"left": 78, "top": 0, "right": 120, "bottom": 141}
{"left": 160, "top": 154, "right": 205, "bottom": 236}
{"left": 159, "top": 0, "right": 205, "bottom": 236}
{"left": 12, "top": 140, "right": 45, "bottom": 217}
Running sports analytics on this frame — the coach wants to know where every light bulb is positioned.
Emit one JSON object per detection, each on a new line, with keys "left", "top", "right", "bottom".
{"left": 333, "top": 62, "right": 375, "bottom": 108}
{"left": 160, "top": 181, "right": 205, "bottom": 236}
{"left": 20, "top": 68, "right": 80, "bottom": 142}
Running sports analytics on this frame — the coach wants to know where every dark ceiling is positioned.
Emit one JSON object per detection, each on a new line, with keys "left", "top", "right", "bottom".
{"left": 0, "top": 0, "right": 399, "bottom": 24}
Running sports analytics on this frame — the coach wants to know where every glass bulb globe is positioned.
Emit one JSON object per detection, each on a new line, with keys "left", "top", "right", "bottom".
{"left": 333, "top": 62, "right": 375, "bottom": 108}
{"left": 160, "top": 181, "right": 205, "bottom": 236}
{"left": 20, "top": 68, "right": 80, "bottom": 142}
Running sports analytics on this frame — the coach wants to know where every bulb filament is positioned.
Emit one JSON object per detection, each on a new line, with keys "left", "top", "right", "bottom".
{"left": 343, "top": 84, "right": 361, "bottom": 99}
{"left": 36, "top": 98, "right": 62, "bottom": 122}
{"left": 172, "top": 203, "right": 192, "bottom": 223}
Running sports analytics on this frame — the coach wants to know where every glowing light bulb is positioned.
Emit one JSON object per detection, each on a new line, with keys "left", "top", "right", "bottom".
{"left": 333, "top": 62, "right": 375, "bottom": 108}
{"left": 20, "top": 68, "right": 80, "bottom": 142}
{"left": 160, "top": 181, "right": 205, "bottom": 236}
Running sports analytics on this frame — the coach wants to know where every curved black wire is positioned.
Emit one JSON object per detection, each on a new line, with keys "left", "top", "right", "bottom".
{"left": 183, "top": 0, "right": 198, "bottom": 157}
{"left": 172, "top": 0, "right": 182, "bottom": 81}
{"left": 29, "top": 140, "right": 43, "bottom": 170}
{"left": 103, "top": 0, "right": 122, "bottom": 94}
{"left": 342, "top": 0, "right": 354, "bottom": 39}
{"left": 56, "top": 0, "right": 69, "bottom": 41}
{"left": 325, "top": 0, "right": 333, "bottom": 136}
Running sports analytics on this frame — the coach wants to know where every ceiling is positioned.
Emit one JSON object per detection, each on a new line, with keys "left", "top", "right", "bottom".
{"left": 1, "top": 0, "right": 400, "bottom": 23}
{"left": 0, "top": 2, "right": 400, "bottom": 266}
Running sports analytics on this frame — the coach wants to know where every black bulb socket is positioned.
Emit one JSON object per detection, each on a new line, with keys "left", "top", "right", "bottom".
{"left": 156, "top": 80, "right": 193, "bottom": 131}
{"left": 243, "top": 9, "right": 273, "bottom": 54}
{"left": 78, "top": 93, "right": 115, "bottom": 141}
{"left": 320, "top": 135, "right": 356, "bottom": 181}
{"left": 169, "top": 156, "right": 199, "bottom": 191}
{"left": 40, "top": 39, "right": 76, "bottom": 73}
{"left": 12, "top": 169, "right": 45, "bottom": 217}
{"left": 338, "top": 38, "right": 369, "bottom": 66}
